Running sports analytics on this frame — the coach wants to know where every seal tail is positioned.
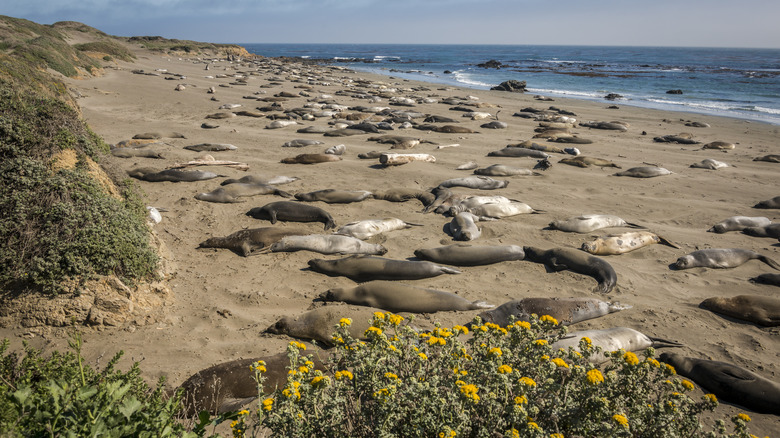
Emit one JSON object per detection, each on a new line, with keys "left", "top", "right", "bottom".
{"left": 471, "top": 300, "right": 495, "bottom": 310}
{"left": 441, "top": 266, "right": 462, "bottom": 275}
{"left": 624, "top": 222, "right": 646, "bottom": 229}
{"left": 607, "top": 302, "right": 633, "bottom": 313}
{"left": 275, "top": 189, "right": 293, "bottom": 198}
{"left": 758, "top": 255, "right": 780, "bottom": 270}
{"left": 649, "top": 337, "right": 683, "bottom": 349}
{"left": 656, "top": 234, "right": 681, "bottom": 249}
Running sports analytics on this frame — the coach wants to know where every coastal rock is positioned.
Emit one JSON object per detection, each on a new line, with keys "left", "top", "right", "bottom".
{"left": 667, "top": 89, "right": 684, "bottom": 94}
{"left": 604, "top": 93, "right": 623, "bottom": 100}
{"left": 491, "top": 80, "right": 526, "bottom": 93}
{"left": 477, "top": 59, "right": 503, "bottom": 69}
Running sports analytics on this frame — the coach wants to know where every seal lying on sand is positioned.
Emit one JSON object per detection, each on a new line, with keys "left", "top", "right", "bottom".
{"left": 319, "top": 280, "right": 492, "bottom": 313}
{"left": 221, "top": 175, "right": 300, "bottom": 186}
{"left": 247, "top": 201, "right": 336, "bottom": 230}
{"left": 707, "top": 216, "right": 771, "bottom": 233}
{"left": 295, "top": 189, "right": 373, "bottom": 203}
{"left": 700, "top": 295, "right": 780, "bottom": 327}
{"left": 581, "top": 231, "right": 680, "bottom": 255}
{"left": 414, "top": 244, "right": 525, "bottom": 266}
{"left": 549, "top": 214, "right": 640, "bottom": 233}
{"left": 554, "top": 327, "right": 681, "bottom": 364}
{"left": 269, "top": 235, "right": 387, "bottom": 255}
{"left": 372, "top": 188, "right": 436, "bottom": 207}
{"left": 437, "top": 176, "right": 509, "bottom": 190}
{"left": 523, "top": 246, "right": 617, "bottom": 293}
{"left": 674, "top": 248, "right": 780, "bottom": 270}
{"left": 473, "top": 164, "right": 539, "bottom": 176}
{"left": 477, "top": 297, "right": 631, "bottom": 328}
{"left": 308, "top": 256, "right": 460, "bottom": 281}
{"left": 742, "top": 224, "right": 780, "bottom": 239}
{"left": 128, "top": 167, "right": 222, "bottom": 182}
{"left": 265, "top": 305, "right": 387, "bottom": 345}
{"left": 336, "top": 218, "right": 421, "bottom": 240}
{"left": 612, "top": 166, "right": 672, "bottom": 178}
{"left": 195, "top": 184, "right": 292, "bottom": 203}
{"left": 659, "top": 352, "right": 780, "bottom": 415}
{"left": 749, "top": 273, "right": 780, "bottom": 287}
{"left": 753, "top": 196, "right": 780, "bottom": 209}
{"left": 559, "top": 156, "right": 620, "bottom": 168}
{"left": 197, "top": 227, "right": 310, "bottom": 256}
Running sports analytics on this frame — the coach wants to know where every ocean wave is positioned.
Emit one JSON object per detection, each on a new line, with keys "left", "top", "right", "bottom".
{"left": 451, "top": 70, "right": 493, "bottom": 88}
{"left": 526, "top": 87, "right": 605, "bottom": 99}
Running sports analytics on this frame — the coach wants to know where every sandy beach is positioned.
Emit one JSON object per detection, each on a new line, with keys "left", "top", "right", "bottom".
{"left": 3, "top": 41, "right": 779, "bottom": 434}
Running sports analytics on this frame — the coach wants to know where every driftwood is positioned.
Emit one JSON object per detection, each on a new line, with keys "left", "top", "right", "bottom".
{"left": 380, "top": 153, "right": 436, "bottom": 166}
{"left": 168, "top": 154, "right": 249, "bottom": 171}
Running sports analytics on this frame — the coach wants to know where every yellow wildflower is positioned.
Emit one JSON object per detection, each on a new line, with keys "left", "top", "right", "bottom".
{"left": 331, "top": 335, "right": 344, "bottom": 344}
{"left": 339, "top": 317, "right": 352, "bottom": 327}
{"left": 488, "top": 347, "right": 503, "bottom": 357}
{"left": 373, "top": 311, "right": 385, "bottom": 320}
{"left": 459, "top": 384, "right": 480, "bottom": 402}
{"left": 311, "top": 375, "right": 329, "bottom": 386}
{"left": 384, "top": 372, "right": 399, "bottom": 380}
{"left": 518, "top": 376, "right": 537, "bottom": 387}
{"left": 515, "top": 320, "right": 531, "bottom": 329}
{"left": 438, "top": 431, "right": 456, "bottom": 438}
{"left": 255, "top": 364, "right": 267, "bottom": 373}
{"left": 540, "top": 314, "right": 558, "bottom": 325}
{"left": 612, "top": 414, "right": 629, "bottom": 428}
{"left": 262, "top": 397, "right": 273, "bottom": 411}
{"left": 551, "top": 357, "right": 569, "bottom": 368}
{"left": 646, "top": 357, "right": 660, "bottom": 368}
{"left": 387, "top": 313, "right": 404, "bottom": 325}
{"left": 514, "top": 395, "right": 528, "bottom": 405}
{"left": 498, "top": 364, "right": 513, "bottom": 374}
{"left": 510, "top": 429, "right": 520, "bottom": 438}
{"left": 705, "top": 393, "right": 718, "bottom": 403}
{"left": 550, "top": 434, "right": 564, "bottom": 438}
{"left": 289, "top": 341, "right": 306, "bottom": 350}
{"left": 681, "top": 380, "right": 695, "bottom": 391}
{"left": 298, "top": 365, "right": 310, "bottom": 374}
{"left": 623, "top": 351, "right": 639, "bottom": 366}
{"left": 665, "top": 363, "right": 676, "bottom": 375}
{"left": 485, "top": 322, "right": 501, "bottom": 331}
{"left": 418, "top": 352, "right": 428, "bottom": 360}
{"left": 528, "top": 422, "right": 541, "bottom": 431}
{"left": 237, "top": 409, "right": 249, "bottom": 416}
{"left": 365, "top": 326, "right": 383, "bottom": 336}
{"left": 453, "top": 325, "right": 469, "bottom": 335}
{"left": 540, "top": 355, "right": 550, "bottom": 361}
{"left": 586, "top": 369, "right": 604, "bottom": 385}
{"left": 534, "top": 339, "right": 548, "bottom": 346}
{"left": 335, "top": 370, "right": 353, "bottom": 380}
{"left": 287, "top": 369, "right": 297, "bottom": 376}
{"left": 736, "top": 413, "right": 751, "bottom": 422}
{"left": 388, "top": 345, "right": 397, "bottom": 352}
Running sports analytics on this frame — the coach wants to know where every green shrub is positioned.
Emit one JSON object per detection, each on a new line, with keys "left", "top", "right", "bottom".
{"left": 230, "top": 313, "right": 756, "bottom": 438}
{"left": 74, "top": 41, "right": 136, "bottom": 62}
{"left": 0, "top": 333, "right": 186, "bottom": 436}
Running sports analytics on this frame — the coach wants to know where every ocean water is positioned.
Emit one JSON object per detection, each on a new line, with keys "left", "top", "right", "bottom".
{"left": 242, "top": 44, "right": 780, "bottom": 125}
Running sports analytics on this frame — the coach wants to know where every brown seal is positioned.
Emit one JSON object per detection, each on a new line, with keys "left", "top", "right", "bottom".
{"left": 128, "top": 167, "right": 223, "bottom": 182}
{"left": 659, "top": 352, "right": 780, "bottom": 415}
{"left": 281, "top": 154, "right": 342, "bottom": 164}
{"left": 753, "top": 196, "right": 780, "bottom": 209}
{"left": 308, "top": 256, "right": 460, "bottom": 282}
{"left": 559, "top": 156, "right": 620, "bottom": 168}
{"left": 295, "top": 189, "right": 373, "bottom": 203}
{"left": 246, "top": 201, "right": 336, "bottom": 230}
{"left": 478, "top": 297, "right": 631, "bottom": 328}
{"left": 372, "top": 188, "right": 436, "bottom": 207}
{"left": 674, "top": 248, "right": 780, "bottom": 270}
{"left": 265, "top": 304, "right": 386, "bottom": 345}
{"left": 750, "top": 273, "right": 780, "bottom": 287}
{"left": 195, "top": 184, "right": 292, "bottom": 203}
{"left": 523, "top": 246, "right": 618, "bottom": 293}
{"left": 700, "top": 295, "right": 780, "bottom": 326}
{"left": 414, "top": 244, "right": 525, "bottom": 266}
{"left": 197, "top": 227, "right": 310, "bottom": 256}
{"left": 319, "top": 280, "right": 492, "bottom": 313}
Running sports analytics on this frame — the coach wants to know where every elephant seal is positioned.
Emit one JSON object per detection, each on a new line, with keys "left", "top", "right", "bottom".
{"left": 281, "top": 153, "right": 342, "bottom": 164}
{"left": 653, "top": 133, "right": 698, "bottom": 144}
{"left": 508, "top": 140, "right": 566, "bottom": 154}
{"left": 265, "top": 304, "right": 387, "bottom": 345}
{"left": 478, "top": 297, "right": 631, "bottom": 328}
{"left": 178, "top": 352, "right": 327, "bottom": 415}
{"left": 246, "top": 201, "right": 336, "bottom": 230}
{"left": 437, "top": 176, "right": 509, "bottom": 190}
{"left": 282, "top": 139, "right": 324, "bottom": 147}
{"left": 579, "top": 121, "right": 629, "bottom": 131}
{"left": 269, "top": 235, "right": 386, "bottom": 255}
{"left": 549, "top": 214, "right": 640, "bottom": 233}
{"left": 197, "top": 227, "right": 309, "bottom": 256}
{"left": 464, "top": 202, "right": 539, "bottom": 219}
{"left": 110, "top": 148, "right": 164, "bottom": 159}
{"left": 690, "top": 158, "right": 729, "bottom": 170}
{"left": 184, "top": 143, "right": 237, "bottom": 152}
{"left": 581, "top": 231, "right": 680, "bottom": 255}
{"left": 674, "top": 248, "right": 780, "bottom": 270}
{"left": 448, "top": 195, "right": 515, "bottom": 214}
{"left": 701, "top": 141, "right": 735, "bottom": 150}
{"left": 750, "top": 273, "right": 780, "bottom": 286}
{"left": 612, "top": 167, "right": 672, "bottom": 178}
{"left": 753, "top": 196, "right": 780, "bottom": 209}
{"left": 554, "top": 327, "right": 680, "bottom": 364}
{"left": 487, "top": 147, "right": 550, "bottom": 159}
{"left": 700, "top": 295, "right": 780, "bottom": 327}
{"left": 221, "top": 175, "right": 300, "bottom": 186}
{"left": 319, "top": 280, "right": 492, "bottom": 313}
{"left": 474, "top": 164, "right": 539, "bottom": 176}
{"left": 372, "top": 188, "right": 436, "bottom": 207}
{"left": 432, "top": 125, "right": 478, "bottom": 134}
{"left": 132, "top": 132, "right": 185, "bottom": 140}
{"left": 414, "top": 244, "right": 525, "bottom": 266}
{"left": 559, "top": 156, "right": 620, "bottom": 168}
{"left": 707, "top": 216, "right": 771, "bottom": 233}
{"left": 523, "top": 246, "right": 618, "bottom": 293}
{"left": 753, "top": 154, "right": 780, "bottom": 163}
{"left": 449, "top": 212, "right": 487, "bottom": 241}
{"left": 308, "top": 256, "right": 460, "bottom": 281}
{"left": 295, "top": 189, "right": 373, "bottom": 204}
{"left": 195, "top": 184, "right": 292, "bottom": 203}
{"left": 659, "top": 352, "right": 780, "bottom": 415}
{"left": 742, "top": 224, "right": 780, "bottom": 238}
{"left": 336, "top": 218, "right": 421, "bottom": 240}
{"left": 128, "top": 167, "right": 222, "bottom": 182}
{"left": 481, "top": 121, "right": 508, "bottom": 129}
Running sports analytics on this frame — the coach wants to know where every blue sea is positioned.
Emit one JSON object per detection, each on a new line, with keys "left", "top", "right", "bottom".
{"left": 241, "top": 44, "right": 780, "bottom": 125}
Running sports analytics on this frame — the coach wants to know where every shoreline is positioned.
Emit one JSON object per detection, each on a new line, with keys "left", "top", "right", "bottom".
{"left": 2, "top": 44, "right": 779, "bottom": 434}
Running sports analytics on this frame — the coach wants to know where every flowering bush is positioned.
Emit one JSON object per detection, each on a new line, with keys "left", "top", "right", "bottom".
{"left": 229, "top": 313, "right": 757, "bottom": 438}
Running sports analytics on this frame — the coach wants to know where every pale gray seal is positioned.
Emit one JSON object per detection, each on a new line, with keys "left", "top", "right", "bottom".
{"left": 487, "top": 147, "right": 549, "bottom": 159}
{"left": 473, "top": 164, "right": 539, "bottom": 176}
{"left": 269, "top": 234, "right": 386, "bottom": 255}
{"left": 581, "top": 231, "right": 680, "bottom": 255}
{"left": 437, "top": 176, "right": 509, "bottom": 190}
{"left": 707, "top": 216, "right": 771, "bottom": 233}
{"left": 111, "top": 148, "right": 164, "bottom": 159}
{"left": 549, "top": 214, "right": 640, "bottom": 233}
{"left": 281, "top": 153, "right": 342, "bottom": 164}
{"left": 246, "top": 201, "right": 336, "bottom": 230}
{"left": 336, "top": 218, "right": 421, "bottom": 240}
{"left": 701, "top": 141, "right": 735, "bottom": 150}
{"left": 523, "top": 246, "right": 618, "bottom": 293}
{"left": 659, "top": 352, "right": 780, "bottom": 415}
{"left": 295, "top": 189, "right": 373, "bottom": 204}
{"left": 554, "top": 327, "right": 680, "bottom": 364}
{"left": 195, "top": 184, "right": 292, "bottom": 203}
{"left": 700, "top": 295, "right": 780, "bottom": 327}
{"left": 197, "top": 227, "right": 309, "bottom": 256}
{"left": 184, "top": 143, "right": 237, "bottom": 152}
{"left": 753, "top": 154, "right": 780, "bottom": 163}
{"left": 449, "top": 212, "right": 486, "bottom": 241}
{"left": 579, "top": 121, "right": 629, "bottom": 131}
{"left": 478, "top": 297, "right": 631, "bottom": 328}
{"left": 319, "top": 280, "right": 492, "bottom": 313}
{"left": 414, "top": 244, "right": 525, "bottom": 266}
{"left": 754, "top": 196, "right": 780, "bottom": 209}
{"left": 371, "top": 188, "right": 435, "bottom": 207}
{"left": 464, "top": 202, "right": 539, "bottom": 219}
{"left": 132, "top": 132, "right": 185, "bottom": 139}
{"left": 690, "top": 158, "right": 729, "bottom": 170}
{"left": 308, "top": 256, "right": 460, "bottom": 281}
{"left": 221, "top": 175, "right": 299, "bottom": 186}
{"left": 128, "top": 167, "right": 222, "bottom": 182}
{"left": 653, "top": 133, "right": 698, "bottom": 144}
{"left": 674, "top": 248, "right": 780, "bottom": 270}
{"left": 265, "top": 304, "right": 386, "bottom": 345}
{"left": 612, "top": 167, "right": 672, "bottom": 178}
{"left": 559, "top": 156, "right": 620, "bottom": 168}
{"left": 282, "top": 139, "right": 324, "bottom": 147}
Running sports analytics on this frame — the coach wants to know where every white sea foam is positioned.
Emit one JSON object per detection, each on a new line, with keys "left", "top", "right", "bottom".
{"left": 451, "top": 70, "right": 493, "bottom": 88}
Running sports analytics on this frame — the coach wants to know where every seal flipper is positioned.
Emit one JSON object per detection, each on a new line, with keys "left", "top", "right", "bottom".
{"left": 470, "top": 300, "right": 495, "bottom": 310}
{"left": 649, "top": 336, "right": 683, "bottom": 349}
{"left": 275, "top": 189, "right": 293, "bottom": 198}
{"left": 624, "top": 222, "right": 646, "bottom": 229}
{"left": 757, "top": 255, "right": 780, "bottom": 270}
{"left": 656, "top": 234, "right": 681, "bottom": 249}
{"left": 607, "top": 302, "right": 632, "bottom": 313}
{"left": 439, "top": 266, "right": 462, "bottom": 275}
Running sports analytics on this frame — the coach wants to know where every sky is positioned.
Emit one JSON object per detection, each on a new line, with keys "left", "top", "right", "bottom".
{"left": 3, "top": 0, "right": 780, "bottom": 48}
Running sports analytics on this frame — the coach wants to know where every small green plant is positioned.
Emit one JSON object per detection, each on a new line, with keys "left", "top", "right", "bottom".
{"left": 227, "top": 313, "right": 757, "bottom": 438}
{"left": 0, "top": 333, "right": 186, "bottom": 436}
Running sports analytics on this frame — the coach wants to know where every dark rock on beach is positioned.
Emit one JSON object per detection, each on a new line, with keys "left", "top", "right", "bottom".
{"left": 491, "top": 80, "right": 526, "bottom": 93}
